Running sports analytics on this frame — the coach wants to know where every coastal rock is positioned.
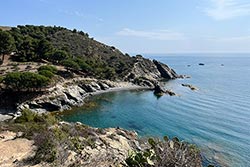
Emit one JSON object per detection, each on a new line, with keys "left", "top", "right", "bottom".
{"left": 125, "top": 56, "right": 179, "bottom": 87}
{"left": 165, "top": 89, "right": 177, "bottom": 96}
{"left": 154, "top": 84, "right": 166, "bottom": 96}
{"left": 98, "top": 82, "right": 109, "bottom": 90}
{"left": 154, "top": 83, "right": 177, "bottom": 96}
{"left": 182, "top": 84, "right": 198, "bottom": 91}
{"left": 153, "top": 60, "right": 179, "bottom": 79}
{"left": 179, "top": 74, "right": 191, "bottom": 79}
{"left": 16, "top": 79, "right": 144, "bottom": 113}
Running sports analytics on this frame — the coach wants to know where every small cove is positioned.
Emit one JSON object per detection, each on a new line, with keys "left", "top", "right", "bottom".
{"left": 62, "top": 54, "right": 250, "bottom": 167}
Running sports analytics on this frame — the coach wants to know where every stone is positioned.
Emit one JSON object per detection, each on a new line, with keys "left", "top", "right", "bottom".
{"left": 181, "top": 84, "right": 198, "bottom": 91}
{"left": 153, "top": 84, "right": 165, "bottom": 96}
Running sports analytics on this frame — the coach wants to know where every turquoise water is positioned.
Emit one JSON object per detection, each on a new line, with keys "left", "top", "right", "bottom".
{"left": 62, "top": 54, "right": 250, "bottom": 167}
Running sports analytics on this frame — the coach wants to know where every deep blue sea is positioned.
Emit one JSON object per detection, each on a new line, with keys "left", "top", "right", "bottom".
{"left": 62, "top": 54, "right": 250, "bottom": 167}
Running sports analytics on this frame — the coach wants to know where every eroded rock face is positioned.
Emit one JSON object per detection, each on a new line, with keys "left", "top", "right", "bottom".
{"left": 125, "top": 56, "right": 179, "bottom": 87}
{"left": 17, "top": 79, "right": 146, "bottom": 113}
{"left": 18, "top": 79, "right": 112, "bottom": 113}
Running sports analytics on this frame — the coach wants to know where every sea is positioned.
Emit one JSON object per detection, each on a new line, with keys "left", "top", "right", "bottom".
{"left": 61, "top": 54, "right": 250, "bottom": 167}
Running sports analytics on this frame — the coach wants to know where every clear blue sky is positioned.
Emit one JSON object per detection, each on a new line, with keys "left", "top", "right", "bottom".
{"left": 1, "top": 0, "right": 250, "bottom": 54}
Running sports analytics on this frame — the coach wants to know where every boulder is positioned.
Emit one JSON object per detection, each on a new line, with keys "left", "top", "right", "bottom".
{"left": 153, "top": 84, "right": 165, "bottom": 96}
{"left": 98, "top": 82, "right": 110, "bottom": 90}
{"left": 181, "top": 84, "right": 198, "bottom": 91}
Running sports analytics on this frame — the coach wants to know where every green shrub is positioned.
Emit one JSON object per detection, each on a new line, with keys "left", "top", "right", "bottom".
{"left": 15, "top": 109, "right": 36, "bottom": 123}
{"left": 38, "top": 70, "right": 54, "bottom": 78}
{"left": 62, "top": 59, "right": 80, "bottom": 70}
{"left": 38, "top": 65, "right": 57, "bottom": 74}
{"left": 0, "top": 76, "right": 4, "bottom": 83}
{"left": 47, "top": 50, "right": 69, "bottom": 63}
{"left": 4, "top": 71, "right": 50, "bottom": 90}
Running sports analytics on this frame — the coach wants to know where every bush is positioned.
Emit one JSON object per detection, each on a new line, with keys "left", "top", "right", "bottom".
{"left": 15, "top": 109, "right": 57, "bottom": 125}
{"left": 62, "top": 59, "right": 80, "bottom": 70}
{"left": 15, "top": 109, "right": 36, "bottom": 123}
{"left": 0, "top": 76, "right": 4, "bottom": 83}
{"left": 4, "top": 71, "right": 50, "bottom": 91}
{"left": 126, "top": 137, "right": 202, "bottom": 167}
{"left": 38, "top": 70, "right": 54, "bottom": 78}
{"left": 38, "top": 65, "right": 57, "bottom": 74}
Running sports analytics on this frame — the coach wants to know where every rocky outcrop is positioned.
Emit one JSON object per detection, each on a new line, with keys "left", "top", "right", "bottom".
{"left": 75, "top": 127, "right": 139, "bottom": 167}
{"left": 125, "top": 56, "right": 179, "bottom": 87}
{"left": 154, "top": 83, "right": 177, "bottom": 96}
{"left": 154, "top": 84, "right": 166, "bottom": 96}
{"left": 17, "top": 78, "right": 144, "bottom": 113}
{"left": 182, "top": 84, "right": 198, "bottom": 91}
{"left": 153, "top": 59, "right": 179, "bottom": 79}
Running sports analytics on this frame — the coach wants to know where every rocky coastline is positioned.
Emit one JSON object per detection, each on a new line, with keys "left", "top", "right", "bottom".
{"left": 0, "top": 62, "right": 205, "bottom": 167}
{"left": 0, "top": 57, "right": 181, "bottom": 120}
{"left": 18, "top": 78, "right": 150, "bottom": 114}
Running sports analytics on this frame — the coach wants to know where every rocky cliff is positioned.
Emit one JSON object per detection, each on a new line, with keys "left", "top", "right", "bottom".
{"left": 124, "top": 55, "right": 179, "bottom": 87}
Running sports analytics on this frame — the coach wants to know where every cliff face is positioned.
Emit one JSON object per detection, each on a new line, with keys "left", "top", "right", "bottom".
{"left": 124, "top": 56, "right": 179, "bottom": 87}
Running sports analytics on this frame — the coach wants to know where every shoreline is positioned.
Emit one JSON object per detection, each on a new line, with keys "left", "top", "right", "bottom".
{"left": 0, "top": 79, "right": 153, "bottom": 122}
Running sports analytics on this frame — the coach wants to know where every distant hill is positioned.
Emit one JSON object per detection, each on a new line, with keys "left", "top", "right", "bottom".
{"left": 5, "top": 25, "right": 135, "bottom": 80}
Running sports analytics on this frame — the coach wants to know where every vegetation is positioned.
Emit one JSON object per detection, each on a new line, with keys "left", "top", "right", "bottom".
{"left": 3, "top": 71, "right": 50, "bottom": 91}
{"left": 37, "top": 65, "right": 57, "bottom": 78}
{"left": 126, "top": 137, "right": 203, "bottom": 167}
{"left": 61, "top": 59, "right": 80, "bottom": 70}
{"left": 0, "top": 30, "right": 15, "bottom": 63}
{"left": 3, "top": 25, "right": 136, "bottom": 80}
{"left": 38, "top": 65, "right": 58, "bottom": 73}
{"left": 0, "top": 109, "right": 100, "bottom": 165}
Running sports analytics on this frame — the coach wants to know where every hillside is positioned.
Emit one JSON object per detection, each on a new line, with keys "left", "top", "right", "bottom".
{"left": 0, "top": 25, "right": 181, "bottom": 112}
{"left": 0, "top": 25, "right": 178, "bottom": 82}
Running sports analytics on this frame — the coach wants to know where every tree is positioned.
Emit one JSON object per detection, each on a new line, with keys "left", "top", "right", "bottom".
{"left": 17, "top": 36, "right": 38, "bottom": 61}
{"left": 3, "top": 72, "right": 21, "bottom": 90}
{"left": 36, "top": 39, "right": 53, "bottom": 60}
{"left": 0, "top": 30, "right": 15, "bottom": 63}
{"left": 62, "top": 59, "right": 80, "bottom": 70}
{"left": 48, "top": 50, "right": 69, "bottom": 63}
{"left": 4, "top": 72, "right": 50, "bottom": 91}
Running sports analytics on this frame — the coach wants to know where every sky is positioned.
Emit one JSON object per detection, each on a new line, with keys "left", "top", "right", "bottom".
{"left": 1, "top": 0, "right": 250, "bottom": 54}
